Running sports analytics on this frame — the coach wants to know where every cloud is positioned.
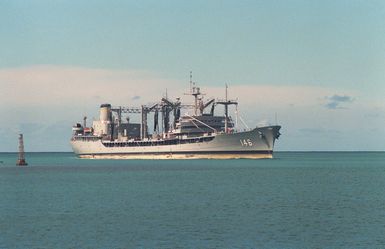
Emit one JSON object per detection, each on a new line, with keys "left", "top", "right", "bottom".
{"left": 324, "top": 94, "right": 354, "bottom": 109}
{"left": 0, "top": 65, "right": 181, "bottom": 107}
{"left": 329, "top": 95, "right": 354, "bottom": 102}
{"left": 2, "top": 65, "right": 384, "bottom": 151}
{"left": 203, "top": 85, "right": 332, "bottom": 109}
{"left": 0, "top": 65, "right": 361, "bottom": 129}
{"left": 0, "top": 65, "right": 337, "bottom": 112}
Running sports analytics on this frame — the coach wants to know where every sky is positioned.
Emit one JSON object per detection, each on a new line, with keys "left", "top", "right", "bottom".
{"left": 1, "top": 0, "right": 384, "bottom": 151}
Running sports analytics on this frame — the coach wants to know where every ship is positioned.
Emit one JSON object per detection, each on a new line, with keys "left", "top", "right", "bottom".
{"left": 70, "top": 78, "right": 281, "bottom": 159}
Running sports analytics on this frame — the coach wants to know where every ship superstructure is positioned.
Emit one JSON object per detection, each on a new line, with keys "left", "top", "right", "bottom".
{"left": 70, "top": 77, "right": 281, "bottom": 159}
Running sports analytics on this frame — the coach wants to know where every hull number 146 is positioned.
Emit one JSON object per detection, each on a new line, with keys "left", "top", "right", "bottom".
{"left": 240, "top": 139, "right": 253, "bottom": 147}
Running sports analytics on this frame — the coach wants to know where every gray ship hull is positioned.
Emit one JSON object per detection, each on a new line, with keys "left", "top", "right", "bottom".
{"left": 70, "top": 126, "right": 281, "bottom": 159}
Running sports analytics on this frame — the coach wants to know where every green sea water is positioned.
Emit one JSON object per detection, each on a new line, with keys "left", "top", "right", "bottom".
{"left": 0, "top": 152, "right": 384, "bottom": 248}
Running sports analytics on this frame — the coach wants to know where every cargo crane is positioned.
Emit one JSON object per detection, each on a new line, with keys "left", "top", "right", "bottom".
{"left": 140, "top": 103, "right": 158, "bottom": 139}
{"left": 200, "top": 98, "right": 215, "bottom": 115}
{"left": 111, "top": 98, "right": 193, "bottom": 139}
{"left": 161, "top": 97, "right": 181, "bottom": 131}
{"left": 111, "top": 105, "right": 156, "bottom": 139}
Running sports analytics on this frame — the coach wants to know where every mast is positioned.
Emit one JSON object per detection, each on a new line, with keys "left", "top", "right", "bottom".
{"left": 141, "top": 105, "right": 146, "bottom": 140}
{"left": 16, "top": 134, "right": 28, "bottom": 166}
{"left": 184, "top": 71, "right": 203, "bottom": 116}
{"left": 83, "top": 116, "right": 87, "bottom": 128}
{"left": 225, "top": 84, "right": 228, "bottom": 133}
{"left": 190, "top": 71, "right": 193, "bottom": 93}
{"left": 216, "top": 84, "right": 238, "bottom": 134}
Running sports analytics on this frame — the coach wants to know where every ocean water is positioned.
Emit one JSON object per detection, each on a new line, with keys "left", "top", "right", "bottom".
{"left": 0, "top": 152, "right": 384, "bottom": 249}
